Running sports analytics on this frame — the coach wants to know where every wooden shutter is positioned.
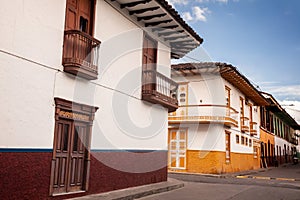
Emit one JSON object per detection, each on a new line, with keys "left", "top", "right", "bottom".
{"left": 65, "top": 0, "right": 94, "bottom": 34}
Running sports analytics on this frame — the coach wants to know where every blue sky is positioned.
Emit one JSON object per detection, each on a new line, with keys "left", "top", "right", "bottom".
{"left": 167, "top": 0, "right": 300, "bottom": 107}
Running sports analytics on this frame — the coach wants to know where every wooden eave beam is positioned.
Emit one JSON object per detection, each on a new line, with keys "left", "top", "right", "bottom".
{"left": 137, "top": 13, "right": 167, "bottom": 21}
{"left": 164, "top": 35, "right": 189, "bottom": 41}
{"left": 158, "top": 30, "right": 184, "bottom": 37}
{"left": 145, "top": 19, "right": 173, "bottom": 27}
{"left": 152, "top": 25, "right": 179, "bottom": 31}
{"left": 180, "top": 70, "right": 188, "bottom": 76}
{"left": 129, "top": 7, "right": 159, "bottom": 15}
{"left": 171, "top": 48, "right": 190, "bottom": 53}
{"left": 170, "top": 39, "right": 194, "bottom": 45}
{"left": 120, "top": 0, "right": 152, "bottom": 9}
{"left": 171, "top": 43, "right": 198, "bottom": 48}
{"left": 171, "top": 52, "right": 184, "bottom": 58}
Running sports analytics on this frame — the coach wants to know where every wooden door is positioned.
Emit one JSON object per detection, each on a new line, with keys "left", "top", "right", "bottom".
{"left": 142, "top": 35, "right": 157, "bottom": 91}
{"left": 169, "top": 130, "right": 187, "bottom": 169}
{"left": 52, "top": 120, "right": 89, "bottom": 194}
{"left": 68, "top": 122, "right": 88, "bottom": 192}
{"left": 52, "top": 120, "right": 73, "bottom": 194}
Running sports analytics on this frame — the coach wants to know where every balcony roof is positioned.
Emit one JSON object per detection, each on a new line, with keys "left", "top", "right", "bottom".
{"left": 171, "top": 62, "right": 269, "bottom": 106}
{"left": 106, "top": 0, "right": 203, "bottom": 58}
{"left": 261, "top": 92, "right": 300, "bottom": 130}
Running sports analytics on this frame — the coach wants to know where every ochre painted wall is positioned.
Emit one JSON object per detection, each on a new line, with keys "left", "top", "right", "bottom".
{"left": 260, "top": 128, "right": 275, "bottom": 145}
{"left": 170, "top": 150, "right": 260, "bottom": 174}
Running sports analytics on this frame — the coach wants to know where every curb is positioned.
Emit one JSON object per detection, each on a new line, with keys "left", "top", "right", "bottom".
{"left": 70, "top": 178, "right": 184, "bottom": 200}
{"left": 168, "top": 171, "right": 227, "bottom": 179}
{"left": 235, "top": 175, "right": 299, "bottom": 182}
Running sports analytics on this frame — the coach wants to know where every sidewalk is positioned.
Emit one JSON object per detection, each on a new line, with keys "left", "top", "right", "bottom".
{"left": 169, "top": 163, "right": 300, "bottom": 182}
{"left": 69, "top": 178, "right": 184, "bottom": 200}
{"left": 235, "top": 163, "right": 300, "bottom": 181}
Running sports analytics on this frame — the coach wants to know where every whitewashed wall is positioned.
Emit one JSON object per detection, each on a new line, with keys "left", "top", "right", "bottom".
{"left": 0, "top": 0, "right": 171, "bottom": 150}
{"left": 275, "top": 136, "right": 292, "bottom": 156}
{"left": 0, "top": 0, "right": 65, "bottom": 148}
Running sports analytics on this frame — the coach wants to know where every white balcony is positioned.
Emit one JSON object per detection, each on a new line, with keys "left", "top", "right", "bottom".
{"left": 169, "top": 105, "right": 238, "bottom": 127}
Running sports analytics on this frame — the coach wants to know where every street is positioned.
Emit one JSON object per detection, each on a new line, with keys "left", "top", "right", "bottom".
{"left": 140, "top": 164, "right": 300, "bottom": 200}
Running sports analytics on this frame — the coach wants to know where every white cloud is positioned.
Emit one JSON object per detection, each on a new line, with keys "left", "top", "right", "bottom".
{"left": 261, "top": 84, "right": 300, "bottom": 101}
{"left": 182, "top": 12, "right": 194, "bottom": 22}
{"left": 193, "top": 6, "right": 211, "bottom": 22}
{"left": 166, "top": 0, "right": 188, "bottom": 6}
{"left": 216, "top": 0, "right": 228, "bottom": 3}
{"left": 197, "top": 0, "right": 239, "bottom": 3}
{"left": 278, "top": 100, "right": 300, "bottom": 124}
{"left": 180, "top": 6, "right": 211, "bottom": 22}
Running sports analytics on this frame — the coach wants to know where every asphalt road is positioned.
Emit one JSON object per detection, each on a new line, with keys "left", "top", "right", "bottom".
{"left": 140, "top": 164, "right": 300, "bottom": 200}
{"left": 139, "top": 181, "right": 300, "bottom": 200}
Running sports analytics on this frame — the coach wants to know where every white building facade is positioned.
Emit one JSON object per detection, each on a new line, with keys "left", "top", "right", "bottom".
{"left": 168, "top": 63, "right": 268, "bottom": 174}
{"left": 0, "top": 0, "right": 202, "bottom": 199}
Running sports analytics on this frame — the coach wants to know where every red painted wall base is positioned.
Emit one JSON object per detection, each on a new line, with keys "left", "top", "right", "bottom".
{"left": 0, "top": 151, "right": 167, "bottom": 200}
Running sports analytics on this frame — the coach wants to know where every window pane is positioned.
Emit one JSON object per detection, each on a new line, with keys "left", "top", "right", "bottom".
{"left": 73, "top": 126, "right": 79, "bottom": 151}
{"left": 63, "top": 124, "right": 69, "bottom": 151}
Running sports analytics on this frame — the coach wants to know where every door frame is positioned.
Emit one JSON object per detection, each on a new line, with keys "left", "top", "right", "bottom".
{"left": 49, "top": 98, "right": 98, "bottom": 196}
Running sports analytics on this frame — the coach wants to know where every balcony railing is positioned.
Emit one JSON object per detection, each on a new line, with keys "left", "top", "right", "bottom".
{"left": 168, "top": 104, "right": 239, "bottom": 127}
{"left": 291, "top": 138, "right": 298, "bottom": 145}
{"left": 250, "top": 122, "right": 258, "bottom": 136}
{"left": 142, "top": 70, "right": 178, "bottom": 112}
{"left": 62, "top": 30, "right": 101, "bottom": 80}
{"left": 241, "top": 117, "right": 250, "bottom": 132}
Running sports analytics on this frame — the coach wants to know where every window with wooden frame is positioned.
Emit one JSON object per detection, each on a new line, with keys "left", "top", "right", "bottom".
{"left": 249, "top": 139, "right": 252, "bottom": 147}
{"left": 245, "top": 137, "right": 248, "bottom": 146}
{"left": 141, "top": 34, "right": 178, "bottom": 112}
{"left": 49, "top": 98, "right": 98, "bottom": 196}
{"left": 236, "top": 134, "right": 240, "bottom": 144}
{"left": 241, "top": 136, "right": 245, "bottom": 145}
{"left": 62, "top": 0, "right": 101, "bottom": 80}
{"left": 253, "top": 146, "right": 258, "bottom": 158}
{"left": 225, "top": 86, "right": 231, "bottom": 107}
{"left": 240, "top": 97, "right": 244, "bottom": 129}
{"left": 225, "top": 131, "right": 231, "bottom": 163}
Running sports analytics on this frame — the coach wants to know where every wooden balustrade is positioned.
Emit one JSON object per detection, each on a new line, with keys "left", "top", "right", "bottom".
{"left": 62, "top": 30, "right": 101, "bottom": 80}
{"left": 142, "top": 70, "right": 178, "bottom": 112}
{"left": 250, "top": 122, "right": 258, "bottom": 136}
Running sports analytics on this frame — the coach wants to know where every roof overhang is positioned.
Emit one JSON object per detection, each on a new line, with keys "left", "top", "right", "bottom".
{"left": 171, "top": 62, "right": 269, "bottom": 106}
{"left": 262, "top": 92, "right": 300, "bottom": 130}
{"left": 106, "top": 0, "right": 203, "bottom": 58}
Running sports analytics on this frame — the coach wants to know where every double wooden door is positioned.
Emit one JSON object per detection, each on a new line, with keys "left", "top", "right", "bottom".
{"left": 169, "top": 129, "right": 187, "bottom": 169}
{"left": 51, "top": 120, "right": 89, "bottom": 194}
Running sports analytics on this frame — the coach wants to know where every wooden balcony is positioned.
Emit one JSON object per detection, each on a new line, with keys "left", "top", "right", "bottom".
{"left": 241, "top": 117, "right": 250, "bottom": 132}
{"left": 62, "top": 30, "right": 101, "bottom": 80}
{"left": 250, "top": 122, "right": 258, "bottom": 136}
{"left": 168, "top": 105, "right": 239, "bottom": 127}
{"left": 142, "top": 70, "right": 178, "bottom": 112}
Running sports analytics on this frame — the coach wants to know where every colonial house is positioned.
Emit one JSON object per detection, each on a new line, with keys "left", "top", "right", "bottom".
{"left": 0, "top": 0, "right": 203, "bottom": 199}
{"left": 260, "top": 93, "right": 300, "bottom": 167}
{"left": 168, "top": 62, "right": 269, "bottom": 174}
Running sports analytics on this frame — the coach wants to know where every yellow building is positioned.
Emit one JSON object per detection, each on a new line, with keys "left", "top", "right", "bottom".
{"left": 168, "top": 63, "right": 269, "bottom": 174}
